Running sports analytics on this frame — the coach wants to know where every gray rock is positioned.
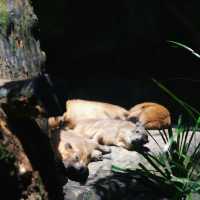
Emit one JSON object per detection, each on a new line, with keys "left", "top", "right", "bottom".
{"left": 63, "top": 129, "right": 200, "bottom": 200}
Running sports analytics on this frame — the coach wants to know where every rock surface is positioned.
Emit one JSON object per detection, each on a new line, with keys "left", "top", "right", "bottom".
{"left": 64, "top": 129, "right": 200, "bottom": 200}
{"left": 0, "top": 0, "right": 45, "bottom": 81}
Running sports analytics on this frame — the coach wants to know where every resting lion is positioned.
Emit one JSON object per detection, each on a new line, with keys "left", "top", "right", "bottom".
{"left": 128, "top": 102, "right": 171, "bottom": 129}
{"left": 49, "top": 126, "right": 110, "bottom": 183}
{"left": 72, "top": 119, "right": 148, "bottom": 150}
{"left": 62, "top": 99, "right": 129, "bottom": 128}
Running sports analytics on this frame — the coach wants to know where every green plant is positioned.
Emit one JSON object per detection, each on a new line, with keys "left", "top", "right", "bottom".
{"left": 167, "top": 41, "right": 200, "bottom": 59}
{"left": 152, "top": 79, "right": 200, "bottom": 122}
{"left": 112, "top": 119, "right": 200, "bottom": 199}
{"left": 144, "top": 119, "right": 200, "bottom": 198}
{"left": 112, "top": 78, "right": 200, "bottom": 199}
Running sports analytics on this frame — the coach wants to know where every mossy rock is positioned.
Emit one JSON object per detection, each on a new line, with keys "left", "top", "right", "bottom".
{"left": 0, "top": 0, "right": 45, "bottom": 80}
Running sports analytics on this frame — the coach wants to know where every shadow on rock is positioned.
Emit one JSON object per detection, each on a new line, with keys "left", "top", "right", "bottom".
{"left": 89, "top": 170, "right": 175, "bottom": 200}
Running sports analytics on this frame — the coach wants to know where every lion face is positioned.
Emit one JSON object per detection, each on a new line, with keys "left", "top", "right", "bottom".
{"left": 57, "top": 136, "right": 89, "bottom": 183}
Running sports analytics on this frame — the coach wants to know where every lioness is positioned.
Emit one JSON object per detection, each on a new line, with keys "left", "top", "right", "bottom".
{"left": 62, "top": 99, "right": 129, "bottom": 128}
{"left": 49, "top": 127, "right": 110, "bottom": 183}
{"left": 72, "top": 119, "right": 148, "bottom": 150}
{"left": 128, "top": 102, "right": 171, "bottom": 129}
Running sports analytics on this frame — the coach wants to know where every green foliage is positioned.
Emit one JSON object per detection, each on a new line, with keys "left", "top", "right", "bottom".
{"left": 112, "top": 120, "right": 200, "bottom": 199}
{"left": 144, "top": 79, "right": 200, "bottom": 199}
{"left": 167, "top": 41, "right": 200, "bottom": 59}
{"left": 152, "top": 79, "right": 200, "bottom": 122}
{"left": 112, "top": 78, "right": 200, "bottom": 199}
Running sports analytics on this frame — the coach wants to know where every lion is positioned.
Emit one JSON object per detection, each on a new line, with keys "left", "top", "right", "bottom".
{"left": 49, "top": 126, "right": 110, "bottom": 183}
{"left": 62, "top": 99, "right": 129, "bottom": 128}
{"left": 72, "top": 119, "right": 148, "bottom": 150}
{"left": 127, "top": 102, "right": 171, "bottom": 129}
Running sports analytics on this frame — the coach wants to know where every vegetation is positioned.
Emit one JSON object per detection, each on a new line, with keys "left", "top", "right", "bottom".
{"left": 112, "top": 61, "right": 200, "bottom": 199}
{"left": 112, "top": 119, "right": 200, "bottom": 199}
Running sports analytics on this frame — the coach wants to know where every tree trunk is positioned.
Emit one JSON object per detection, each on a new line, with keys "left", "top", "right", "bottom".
{"left": 0, "top": 1, "right": 65, "bottom": 199}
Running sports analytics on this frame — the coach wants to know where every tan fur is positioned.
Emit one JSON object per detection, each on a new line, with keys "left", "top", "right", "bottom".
{"left": 128, "top": 102, "right": 171, "bottom": 129}
{"left": 48, "top": 116, "right": 64, "bottom": 130}
{"left": 56, "top": 130, "right": 94, "bottom": 166}
{"left": 72, "top": 119, "right": 148, "bottom": 150}
{"left": 63, "top": 99, "right": 129, "bottom": 128}
{"left": 49, "top": 126, "right": 110, "bottom": 180}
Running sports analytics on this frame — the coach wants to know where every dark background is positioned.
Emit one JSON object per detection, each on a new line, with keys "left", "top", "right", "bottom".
{"left": 31, "top": 0, "right": 200, "bottom": 123}
{"left": 32, "top": 0, "right": 200, "bottom": 77}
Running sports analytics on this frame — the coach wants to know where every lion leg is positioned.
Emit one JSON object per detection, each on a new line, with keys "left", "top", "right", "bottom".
{"left": 95, "top": 143, "right": 111, "bottom": 154}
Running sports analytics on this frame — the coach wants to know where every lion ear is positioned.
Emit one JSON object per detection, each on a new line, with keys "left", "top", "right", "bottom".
{"left": 65, "top": 142, "right": 72, "bottom": 149}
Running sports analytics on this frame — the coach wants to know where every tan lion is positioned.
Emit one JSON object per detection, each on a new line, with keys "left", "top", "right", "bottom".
{"left": 62, "top": 99, "right": 129, "bottom": 128}
{"left": 128, "top": 102, "right": 171, "bottom": 129}
{"left": 72, "top": 119, "right": 148, "bottom": 150}
{"left": 49, "top": 125, "right": 110, "bottom": 183}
